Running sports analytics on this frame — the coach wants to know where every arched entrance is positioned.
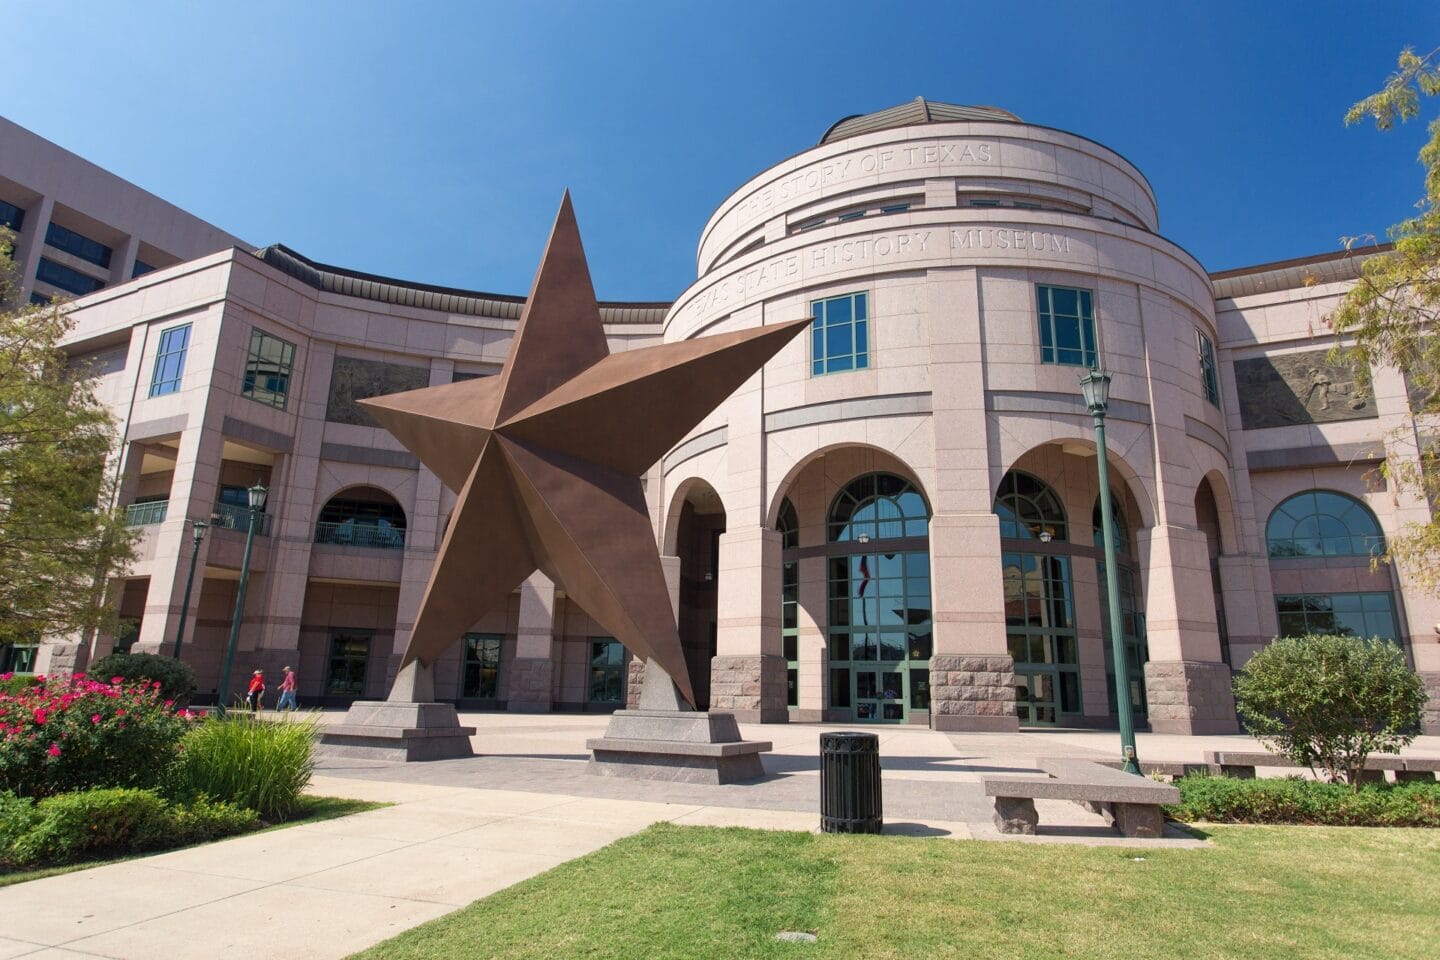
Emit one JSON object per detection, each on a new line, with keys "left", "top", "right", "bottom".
{"left": 670, "top": 480, "right": 725, "bottom": 710}
{"left": 824, "top": 472, "right": 932, "bottom": 723}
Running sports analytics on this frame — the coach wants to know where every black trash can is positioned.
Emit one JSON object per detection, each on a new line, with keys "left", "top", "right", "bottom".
{"left": 820, "top": 731, "right": 882, "bottom": 833}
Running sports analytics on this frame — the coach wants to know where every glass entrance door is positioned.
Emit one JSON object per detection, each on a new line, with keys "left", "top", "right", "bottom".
{"left": 1014, "top": 667, "right": 1058, "bottom": 725}
{"left": 853, "top": 668, "right": 905, "bottom": 722}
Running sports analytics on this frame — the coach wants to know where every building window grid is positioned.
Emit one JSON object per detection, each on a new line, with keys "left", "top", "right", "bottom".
{"left": 1037, "top": 285, "right": 1097, "bottom": 367}
{"left": 777, "top": 498, "right": 799, "bottom": 709}
{"left": 44, "top": 222, "right": 112, "bottom": 268}
{"left": 1275, "top": 592, "right": 1399, "bottom": 644}
{"left": 242, "top": 328, "right": 296, "bottom": 409}
{"left": 148, "top": 323, "right": 191, "bottom": 397}
{"left": 1003, "top": 551, "right": 1082, "bottom": 724}
{"left": 36, "top": 257, "right": 105, "bottom": 296}
{"left": 588, "top": 638, "right": 625, "bottom": 703}
{"left": 132, "top": 260, "right": 157, "bottom": 278}
{"left": 325, "top": 633, "right": 370, "bottom": 696}
{"left": 1197, "top": 329, "right": 1221, "bottom": 406}
{"left": 810, "top": 292, "right": 869, "bottom": 376}
{"left": 0, "top": 199, "right": 23, "bottom": 231}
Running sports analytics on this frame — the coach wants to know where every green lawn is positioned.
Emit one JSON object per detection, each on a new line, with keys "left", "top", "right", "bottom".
{"left": 0, "top": 795, "right": 383, "bottom": 888}
{"left": 350, "top": 822, "right": 1440, "bottom": 960}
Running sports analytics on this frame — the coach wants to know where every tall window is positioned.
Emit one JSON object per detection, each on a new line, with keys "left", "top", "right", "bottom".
{"left": 326, "top": 633, "right": 370, "bottom": 696}
{"left": 243, "top": 329, "right": 296, "bottom": 409}
{"left": 825, "top": 473, "right": 932, "bottom": 723}
{"left": 996, "top": 470, "right": 1078, "bottom": 725}
{"left": 462, "top": 633, "right": 502, "bottom": 699}
{"left": 1266, "top": 490, "right": 1384, "bottom": 558}
{"left": 36, "top": 257, "right": 104, "bottom": 296}
{"left": 811, "top": 292, "right": 869, "bottom": 375}
{"left": 148, "top": 324, "right": 191, "bottom": 397}
{"left": 1037, "top": 285, "right": 1097, "bottom": 367}
{"left": 1276, "top": 593, "right": 1398, "bottom": 643}
{"left": 1197, "top": 330, "right": 1220, "bottom": 406}
{"left": 588, "top": 638, "right": 625, "bottom": 703}
{"left": 0, "top": 199, "right": 23, "bottom": 231}
{"left": 777, "top": 498, "right": 799, "bottom": 710}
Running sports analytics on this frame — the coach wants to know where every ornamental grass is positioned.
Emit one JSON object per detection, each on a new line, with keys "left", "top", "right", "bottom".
{"left": 168, "top": 712, "right": 318, "bottom": 821}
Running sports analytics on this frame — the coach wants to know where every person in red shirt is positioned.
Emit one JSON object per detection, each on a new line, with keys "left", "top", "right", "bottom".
{"left": 276, "top": 666, "right": 298, "bottom": 711}
{"left": 246, "top": 670, "right": 266, "bottom": 712}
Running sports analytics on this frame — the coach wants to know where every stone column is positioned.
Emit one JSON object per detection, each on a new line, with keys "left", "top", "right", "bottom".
{"left": 928, "top": 513, "right": 1019, "bottom": 731}
{"left": 109, "top": 235, "right": 141, "bottom": 287}
{"left": 508, "top": 572, "right": 557, "bottom": 712}
{"left": 710, "top": 526, "right": 787, "bottom": 722}
{"left": 1138, "top": 524, "right": 1238, "bottom": 734}
{"left": 14, "top": 195, "right": 53, "bottom": 301}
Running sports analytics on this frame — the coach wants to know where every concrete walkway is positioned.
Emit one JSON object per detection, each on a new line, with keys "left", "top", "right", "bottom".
{"left": 2, "top": 713, "right": 1435, "bottom": 959}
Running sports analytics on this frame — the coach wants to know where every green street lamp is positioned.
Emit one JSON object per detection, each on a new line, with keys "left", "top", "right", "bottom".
{"left": 1079, "top": 369, "right": 1142, "bottom": 776}
{"left": 216, "top": 482, "right": 267, "bottom": 715}
{"left": 170, "top": 519, "right": 208, "bottom": 659}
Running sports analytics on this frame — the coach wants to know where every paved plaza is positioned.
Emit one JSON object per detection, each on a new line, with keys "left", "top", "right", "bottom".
{"left": 2, "top": 714, "right": 1437, "bottom": 959}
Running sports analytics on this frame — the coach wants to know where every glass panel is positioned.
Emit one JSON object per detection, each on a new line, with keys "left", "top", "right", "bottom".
{"left": 856, "top": 671, "right": 878, "bottom": 700}
{"left": 830, "top": 667, "right": 851, "bottom": 707}
{"left": 879, "top": 632, "right": 905, "bottom": 660}
{"left": 909, "top": 668, "right": 930, "bottom": 709}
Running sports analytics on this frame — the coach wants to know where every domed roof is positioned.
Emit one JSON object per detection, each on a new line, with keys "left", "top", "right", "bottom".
{"left": 819, "top": 97, "right": 1021, "bottom": 145}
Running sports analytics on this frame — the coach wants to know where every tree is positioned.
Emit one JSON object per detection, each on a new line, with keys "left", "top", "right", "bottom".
{"left": 0, "top": 229, "right": 136, "bottom": 660}
{"left": 1232, "top": 633, "right": 1425, "bottom": 790}
{"left": 1330, "top": 47, "right": 1440, "bottom": 591}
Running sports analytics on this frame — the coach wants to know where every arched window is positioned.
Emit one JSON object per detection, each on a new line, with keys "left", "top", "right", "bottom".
{"left": 827, "top": 473, "right": 929, "bottom": 542}
{"left": 995, "top": 471, "right": 1067, "bottom": 541}
{"left": 777, "top": 497, "right": 799, "bottom": 549}
{"left": 777, "top": 497, "right": 799, "bottom": 709}
{"left": 315, "top": 486, "right": 407, "bottom": 550}
{"left": 1092, "top": 494, "right": 1130, "bottom": 556}
{"left": 1266, "top": 491, "right": 1383, "bottom": 558}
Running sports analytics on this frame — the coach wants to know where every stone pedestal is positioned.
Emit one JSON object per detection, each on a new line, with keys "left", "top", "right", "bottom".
{"left": 317, "top": 661, "right": 475, "bottom": 762}
{"left": 1144, "top": 660, "right": 1239, "bottom": 734}
{"left": 587, "top": 660, "right": 772, "bottom": 784}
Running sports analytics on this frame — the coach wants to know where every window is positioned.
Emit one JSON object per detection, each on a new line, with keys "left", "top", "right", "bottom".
{"left": 36, "top": 257, "right": 104, "bottom": 296}
{"left": 242, "top": 328, "right": 296, "bottom": 409}
{"left": 837, "top": 210, "right": 866, "bottom": 223}
{"left": 1014, "top": 201, "right": 1042, "bottom": 210}
{"left": 462, "top": 633, "right": 502, "bottom": 699}
{"left": 1275, "top": 593, "right": 1398, "bottom": 643}
{"left": 778, "top": 498, "right": 799, "bottom": 709}
{"left": 995, "top": 471, "right": 1067, "bottom": 541}
{"left": 827, "top": 472, "right": 928, "bottom": 543}
{"left": 879, "top": 202, "right": 911, "bottom": 214}
{"left": 1037, "top": 285, "right": 1097, "bottom": 367}
{"left": 132, "top": 260, "right": 156, "bottom": 278}
{"left": 1197, "top": 330, "right": 1220, "bottom": 406}
{"left": 970, "top": 198, "right": 1001, "bottom": 207}
{"left": 1266, "top": 490, "right": 1384, "bottom": 558}
{"left": 29, "top": 292, "right": 51, "bottom": 306}
{"left": 810, "top": 292, "right": 869, "bottom": 375}
{"left": 45, "top": 222, "right": 112, "bottom": 268}
{"left": 588, "top": 638, "right": 625, "bottom": 703}
{"left": 326, "top": 633, "right": 370, "bottom": 695}
{"left": 0, "top": 198, "right": 23, "bottom": 231}
{"left": 148, "top": 324, "right": 191, "bottom": 397}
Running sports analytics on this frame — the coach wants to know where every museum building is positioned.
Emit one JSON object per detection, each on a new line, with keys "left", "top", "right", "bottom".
{"left": 33, "top": 99, "right": 1440, "bottom": 734}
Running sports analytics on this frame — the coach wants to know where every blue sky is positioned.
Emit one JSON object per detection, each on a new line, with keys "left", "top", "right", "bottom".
{"left": 8, "top": 1, "right": 1438, "bottom": 300}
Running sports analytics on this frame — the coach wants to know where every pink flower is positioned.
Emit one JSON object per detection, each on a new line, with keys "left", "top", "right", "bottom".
{"left": 110, "top": 676, "right": 125, "bottom": 684}
{"left": 46, "top": 743, "right": 61, "bottom": 757}
{"left": 164, "top": 700, "right": 174, "bottom": 707}
{"left": 32, "top": 709, "right": 47, "bottom": 724}
{"left": 91, "top": 714, "right": 101, "bottom": 724}
{"left": 73, "top": 672, "right": 86, "bottom": 679}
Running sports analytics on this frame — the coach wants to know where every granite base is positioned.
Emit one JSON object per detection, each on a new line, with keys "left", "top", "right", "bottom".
{"left": 317, "top": 700, "right": 476, "bottom": 762}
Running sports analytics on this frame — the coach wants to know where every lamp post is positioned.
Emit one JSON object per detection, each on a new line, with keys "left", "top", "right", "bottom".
{"left": 1079, "top": 369, "right": 1141, "bottom": 776}
{"left": 216, "top": 482, "right": 267, "bottom": 715}
{"left": 170, "top": 519, "right": 209, "bottom": 659}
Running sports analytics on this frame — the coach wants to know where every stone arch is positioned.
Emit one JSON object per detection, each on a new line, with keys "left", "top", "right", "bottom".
{"left": 1198, "top": 468, "right": 1239, "bottom": 555}
{"left": 662, "top": 475, "right": 730, "bottom": 556}
{"left": 765, "top": 442, "right": 929, "bottom": 532}
{"left": 999, "top": 438, "right": 1155, "bottom": 533}
{"left": 315, "top": 484, "right": 408, "bottom": 549}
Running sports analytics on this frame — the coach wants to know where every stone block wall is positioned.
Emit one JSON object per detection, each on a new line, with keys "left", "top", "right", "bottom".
{"left": 929, "top": 655, "right": 1019, "bottom": 731}
{"left": 1144, "top": 660, "right": 1239, "bottom": 734}
{"left": 1422, "top": 672, "right": 1440, "bottom": 735}
{"left": 506, "top": 657, "right": 552, "bottom": 712}
{"left": 709, "top": 654, "right": 788, "bottom": 722}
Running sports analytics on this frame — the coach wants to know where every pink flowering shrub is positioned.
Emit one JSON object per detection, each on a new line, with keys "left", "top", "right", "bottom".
{"left": 0, "top": 672, "right": 200, "bottom": 799}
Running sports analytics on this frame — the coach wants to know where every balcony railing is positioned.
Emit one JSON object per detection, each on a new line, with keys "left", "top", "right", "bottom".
{"left": 211, "top": 501, "right": 273, "bottom": 536}
{"left": 124, "top": 500, "right": 168, "bottom": 526}
{"left": 314, "top": 520, "right": 406, "bottom": 551}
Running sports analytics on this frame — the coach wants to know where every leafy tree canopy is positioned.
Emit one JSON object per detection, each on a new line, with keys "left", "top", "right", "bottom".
{"left": 1331, "top": 46, "right": 1440, "bottom": 591}
{"left": 0, "top": 229, "right": 136, "bottom": 653}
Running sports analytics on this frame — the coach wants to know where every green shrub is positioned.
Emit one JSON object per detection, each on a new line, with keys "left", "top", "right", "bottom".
{"left": 1165, "top": 774, "right": 1440, "bottom": 827}
{"left": 88, "top": 653, "right": 197, "bottom": 706}
{"left": 0, "top": 674, "right": 200, "bottom": 798}
{"left": 1232, "top": 633, "right": 1426, "bottom": 789}
{"left": 0, "top": 787, "right": 260, "bottom": 867}
{"left": 168, "top": 714, "right": 318, "bottom": 821}
{"left": 0, "top": 674, "right": 40, "bottom": 697}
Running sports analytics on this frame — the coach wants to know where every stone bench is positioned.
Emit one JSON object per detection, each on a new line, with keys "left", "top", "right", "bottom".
{"left": 1203, "top": 751, "right": 1438, "bottom": 782}
{"left": 983, "top": 758, "right": 1180, "bottom": 839}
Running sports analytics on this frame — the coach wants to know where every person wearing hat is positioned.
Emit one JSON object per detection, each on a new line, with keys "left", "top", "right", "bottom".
{"left": 276, "top": 666, "right": 298, "bottom": 711}
{"left": 245, "top": 670, "right": 266, "bottom": 712}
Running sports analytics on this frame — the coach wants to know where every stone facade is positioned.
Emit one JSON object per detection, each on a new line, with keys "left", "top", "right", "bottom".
{"left": 708, "top": 655, "right": 789, "bottom": 723}
{"left": 505, "top": 657, "right": 553, "bottom": 713}
{"left": 930, "top": 656, "right": 1019, "bottom": 731}
{"left": 1143, "top": 661, "right": 1238, "bottom": 735}
{"left": 1423, "top": 672, "right": 1440, "bottom": 736}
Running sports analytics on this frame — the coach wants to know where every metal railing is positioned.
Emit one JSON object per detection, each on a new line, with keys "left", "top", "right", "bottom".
{"left": 314, "top": 520, "right": 406, "bottom": 550}
{"left": 124, "top": 500, "right": 168, "bottom": 526}
{"left": 212, "top": 501, "right": 272, "bottom": 536}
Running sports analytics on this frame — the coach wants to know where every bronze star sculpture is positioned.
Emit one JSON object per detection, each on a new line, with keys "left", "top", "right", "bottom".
{"left": 360, "top": 194, "right": 808, "bottom": 707}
